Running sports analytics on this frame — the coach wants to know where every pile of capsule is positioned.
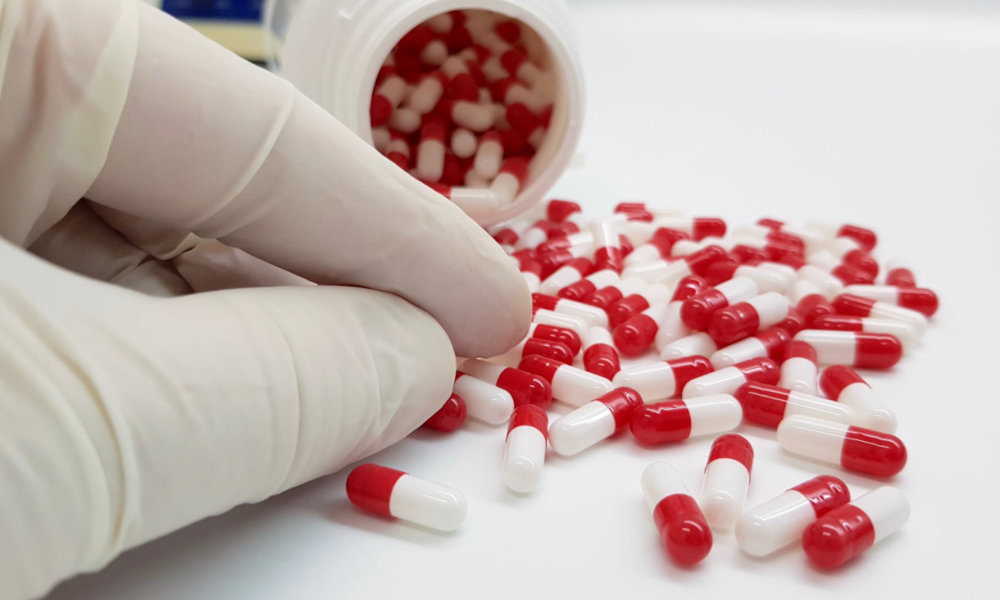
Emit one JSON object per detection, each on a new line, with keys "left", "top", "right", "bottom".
{"left": 346, "top": 199, "right": 938, "bottom": 571}
{"left": 369, "top": 10, "right": 555, "bottom": 213}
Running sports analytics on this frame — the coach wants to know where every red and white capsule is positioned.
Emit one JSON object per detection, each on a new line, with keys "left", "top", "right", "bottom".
{"left": 531, "top": 308, "right": 587, "bottom": 341}
{"left": 702, "top": 261, "right": 795, "bottom": 294}
{"left": 792, "top": 330, "right": 902, "bottom": 369}
{"left": 422, "top": 393, "right": 467, "bottom": 432}
{"left": 681, "top": 276, "right": 760, "bottom": 330}
{"left": 841, "top": 284, "right": 938, "bottom": 317}
{"left": 539, "top": 257, "right": 593, "bottom": 295}
{"left": 803, "top": 486, "right": 909, "bottom": 569}
{"left": 831, "top": 293, "right": 927, "bottom": 336}
{"left": 415, "top": 121, "right": 447, "bottom": 182}
{"left": 820, "top": 365, "right": 897, "bottom": 432}
{"left": 406, "top": 71, "right": 447, "bottom": 114}
{"left": 779, "top": 340, "right": 819, "bottom": 395}
{"left": 459, "top": 358, "right": 552, "bottom": 409}
{"left": 701, "top": 434, "right": 753, "bottom": 531}
{"left": 583, "top": 326, "right": 621, "bottom": 380}
{"left": 491, "top": 157, "right": 529, "bottom": 203}
{"left": 612, "top": 356, "right": 713, "bottom": 403}
{"left": 709, "top": 326, "right": 790, "bottom": 369}
{"left": 708, "top": 292, "right": 790, "bottom": 346}
{"left": 883, "top": 258, "right": 917, "bottom": 287}
{"left": 629, "top": 395, "right": 743, "bottom": 445}
{"left": 607, "top": 281, "right": 675, "bottom": 327}
{"left": 503, "top": 405, "right": 548, "bottom": 493}
{"left": 659, "top": 332, "right": 718, "bottom": 360}
{"left": 519, "top": 355, "right": 614, "bottom": 407}
{"left": 612, "top": 300, "right": 671, "bottom": 356}
{"left": 453, "top": 372, "right": 514, "bottom": 424}
{"left": 651, "top": 217, "right": 727, "bottom": 240}
{"left": 804, "top": 220, "right": 878, "bottom": 252}
{"left": 777, "top": 415, "right": 907, "bottom": 477}
{"left": 624, "top": 228, "right": 690, "bottom": 266}
{"left": 811, "top": 314, "right": 918, "bottom": 351}
{"left": 735, "top": 382, "right": 858, "bottom": 428}
{"left": 735, "top": 474, "right": 851, "bottom": 557}
{"left": 640, "top": 462, "right": 713, "bottom": 565}
{"left": 532, "top": 293, "right": 609, "bottom": 329}
{"left": 683, "top": 357, "right": 779, "bottom": 397}
{"left": 548, "top": 387, "right": 642, "bottom": 456}
{"left": 591, "top": 218, "right": 625, "bottom": 273}
{"left": 793, "top": 279, "right": 836, "bottom": 325}
{"left": 346, "top": 464, "right": 467, "bottom": 531}
{"left": 557, "top": 268, "right": 621, "bottom": 302}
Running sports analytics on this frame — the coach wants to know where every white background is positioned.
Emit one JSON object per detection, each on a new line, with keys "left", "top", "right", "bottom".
{"left": 48, "top": 1, "right": 1000, "bottom": 598}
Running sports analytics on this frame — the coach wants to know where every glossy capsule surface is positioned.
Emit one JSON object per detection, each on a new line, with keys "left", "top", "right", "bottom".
{"left": 548, "top": 387, "right": 642, "bottom": 456}
{"left": 612, "top": 356, "right": 713, "bottom": 403}
{"left": 519, "top": 355, "right": 615, "bottom": 407}
{"left": 803, "top": 486, "right": 909, "bottom": 569}
{"left": 459, "top": 359, "right": 552, "bottom": 409}
{"left": 503, "top": 405, "right": 548, "bottom": 493}
{"left": 777, "top": 416, "right": 907, "bottom": 477}
{"left": 453, "top": 373, "right": 514, "bottom": 424}
{"left": 842, "top": 284, "right": 938, "bottom": 317}
{"left": 700, "top": 434, "right": 753, "bottom": 531}
{"left": 810, "top": 314, "right": 918, "bottom": 351}
{"left": 779, "top": 340, "right": 819, "bottom": 395}
{"left": 422, "top": 393, "right": 467, "bottom": 432}
{"left": 641, "top": 462, "right": 713, "bottom": 565}
{"left": 708, "top": 292, "right": 790, "bottom": 345}
{"left": 792, "top": 330, "right": 902, "bottom": 369}
{"left": 683, "top": 357, "right": 779, "bottom": 397}
{"left": 735, "top": 474, "right": 850, "bottom": 557}
{"left": 346, "top": 464, "right": 467, "bottom": 532}
{"left": 820, "top": 365, "right": 897, "bottom": 432}
{"left": 630, "top": 395, "right": 742, "bottom": 445}
{"left": 735, "top": 382, "right": 857, "bottom": 428}
{"left": 680, "top": 276, "right": 759, "bottom": 330}
{"left": 710, "top": 326, "right": 791, "bottom": 368}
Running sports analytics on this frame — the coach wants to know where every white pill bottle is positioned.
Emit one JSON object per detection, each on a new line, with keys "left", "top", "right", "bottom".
{"left": 264, "top": 0, "right": 584, "bottom": 227}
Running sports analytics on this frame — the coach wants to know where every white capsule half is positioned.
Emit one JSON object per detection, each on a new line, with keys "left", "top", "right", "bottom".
{"left": 683, "top": 366, "right": 749, "bottom": 398}
{"left": 453, "top": 374, "right": 514, "bottom": 425}
{"left": 659, "top": 332, "right": 717, "bottom": 360}
{"left": 551, "top": 365, "right": 615, "bottom": 407}
{"left": 701, "top": 458, "right": 750, "bottom": 532}
{"left": 503, "top": 426, "right": 547, "bottom": 493}
{"left": 736, "top": 489, "right": 821, "bottom": 556}
{"left": 548, "top": 401, "right": 616, "bottom": 456}
{"left": 779, "top": 356, "right": 819, "bottom": 395}
{"left": 390, "top": 474, "right": 468, "bottom": 532}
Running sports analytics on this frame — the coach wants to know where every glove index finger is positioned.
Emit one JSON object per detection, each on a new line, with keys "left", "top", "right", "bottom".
{"left": 86, "top": 4, "right": 529, "bottom": 358}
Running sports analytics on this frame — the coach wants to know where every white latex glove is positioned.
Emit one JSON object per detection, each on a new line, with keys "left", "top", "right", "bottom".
{"left": 0, "top": 1, "right": 530, "bottom": 598}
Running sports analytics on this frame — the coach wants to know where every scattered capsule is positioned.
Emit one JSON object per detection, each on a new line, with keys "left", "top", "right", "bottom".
{"left": 548, "top": 387, "right": 642, "bottom": 456}
{"left": 681, "top": 276, "right": 760, "bottom": 330}
{"left": 491, "top": 156, "right": 529, "bottom": 203}
{"left": 503, "top": 405, "right": 548, "bottom": 493}
{"left": 735, "top": 475, "right": 851, "bottom": 557}
{"left": 652, "top": 217, "right": 727, "bottom": 240}
{"left": 630, "top": 394, "right": 743, "bottom": 445}
{"left": 532, "top": 293, "right": 609, "bottom": 329}
{"left": 883, "top": 259, "right": 917, "bottom": 287}
{"left": 591, "top": 218, "right": 625, "bottom": 273}
{"left": 841, "top": 284, "right": 939, "bottom": 317}
{"left": 346, "top": 464, "right": 467, "bottom": 532}
{"left": 779, "top": 340, "right": 819, "bottom": 395}
{"left": 832, "top": 293, "right": 928, "bottom": 336}
{"left": 811, "top": 314, "right": 918, "bottom": 351}
{"left": 700, "top": 434, "right": 753, "bottom": 531}
{"left": 736, "top": 382, "right": 857, "bottom": 428}
{"left": 557, "top": 269, "right": 620, "bottom": 301}
{"left": 613, "top": 356, "right": 713, "bottom": 403}
{"left": 421, "top": 393, "right": 467, "bottom": 432}
{"left": 453, "top": 372, "right": 514, "bottom": 424}
{"left": 683, "top": 357, "right": 779, "bottom": 397}
{"left": 703, "top": 261, "right": 795, "bottom": 293}
{"left": 710, "top": 326, "right": 790, "bottom": 368}
{"left": 583, "top": 326, "right": 622, "bottom": 379}
{"left": 802, "top": 486, "right": 909, "bottom": 569}
{"left": 459, "top": 358, "right": 552, "bottom": 409}
{"left": 612, "top": 301, "right": 671, "bottom": 356}
{"left": 519, "top": 355, "right": 615, "bottom": 407}
{"left": 820, "top": 365, "right": 897, "bottom": 432}
{"left": 805, "top": 221, "right": 878, "bottom": 253}
{"left": 531, "top": 308, "right": 587, "bottom": 341}
{"left": 640, "top": 462, "right": 713, "bottom": 565}
{"left": 793, "top": 279, "right": 836, "bottom": 325}
{"left": 624, "top": 228, "right": 690, "bottom": 266}
{"left": 792, "top": 330, "right": 902, "bottom": 369}
{"left": 660, "top": 332, "right": 718, "bottom": 360}
{"left": 776, "top": 415, "right": 907, "bottom": 477}
{"left": 708, "top": 292, "right": 791, "bottom": 346}
{"left": 539, "top": 257, "right": 593, "bottom": 295}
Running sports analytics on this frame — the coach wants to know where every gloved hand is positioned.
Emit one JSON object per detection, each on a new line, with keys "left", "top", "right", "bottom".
{"left": 0, "top": 1, "right": 530, "bottom": 598}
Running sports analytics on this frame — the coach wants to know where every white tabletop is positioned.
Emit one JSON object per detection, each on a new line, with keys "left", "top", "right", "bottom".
{"left": 48, "top": 1, "right": 1000, "bottom": 598}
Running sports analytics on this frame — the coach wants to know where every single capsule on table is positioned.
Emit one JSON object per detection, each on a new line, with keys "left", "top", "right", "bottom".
{"left": 503, "top": 405, "right": 549, "bottom": 493}
{"left": 803, "top": 486, "right": 909, "bottom": 569}
{"left": 582, "top": 325, "right": 621, "bottom": 380}
{"left": 700, "top": 434, "right": 753, "bottom": 531}
{"left": 708, "top": 292, "right": 791, "bottom": 346}
{"left": 735, "top": 382, "right": 858, "bottom": 428}
{"left": 548, "top": 387, "right": 643, "bottom": 456}
{"left": 710, "top": 326, "right": 790, "bottom": 368}
{"left": 453, "top": 372, "right": 514, "bottom": 424}
{"left": 819, "top": 365, "right": 897, "bottom": 433}
{"left": 778, "top": 340, "right": 819, "bottom": 395}
{"left": 792, "top": 330, "right": 902, "bottom": 369}
{"left": 777, "top": 415, "right": 907, "bottom": 477}
{"left": 630, "top": 394, "right": 743, "bottom": 445}
{"left": 641, "top": 462, "right": 713, "bottom": 565}
{"left": 346, "top": 464, "right": 467, "bottom": 532}
{"left": 810, "top": 314, "right": 918, "bottom": 352}
{"left": 519, "top": 354, "right": 614, "bottom": 407}
{"left": 459, "top": 358, "right": 552, "bottom": 409}
{"left": 613, "top": 356, "right": 714, "bottom": 403}
{"left": 683, "top": 357, "right": 779, "bottom": 397}
{"left": 831, "top": 293, "right": 927, "bottom": 336}
{"left": 735, "top": 474, "right": 851, "bottom": 557}
{"left": 841, "top": 284, "right": 939, "bottom": 317}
